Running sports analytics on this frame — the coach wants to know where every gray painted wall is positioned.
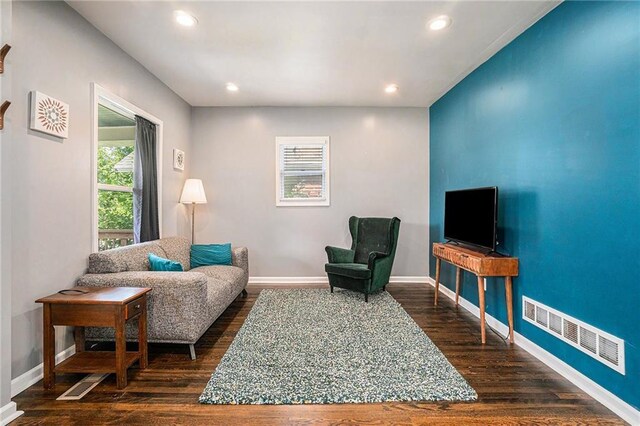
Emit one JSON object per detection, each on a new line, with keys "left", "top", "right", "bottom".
{"left": 6, "top": 1, "right": 192, "bottom": 379}
{"left": 1, "top": 0, "right": 12, "bottom": 411}
{"left": 191, "top": 107, "right": 429, "bottom": 278}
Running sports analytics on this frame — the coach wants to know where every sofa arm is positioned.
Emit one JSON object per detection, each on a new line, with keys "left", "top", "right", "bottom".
{"left": 77, "top": 271, "right": 210, "bottom": 342}
{"left": 232, "top": 247, "right": 249, "bottom": 287}
{"left": 325, "top": 246, "right": 355, "bottom": 263}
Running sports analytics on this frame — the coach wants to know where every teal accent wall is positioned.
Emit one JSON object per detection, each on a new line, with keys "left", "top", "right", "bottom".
{"left": 429, "top": 1, "right": 639, "bottom": 409}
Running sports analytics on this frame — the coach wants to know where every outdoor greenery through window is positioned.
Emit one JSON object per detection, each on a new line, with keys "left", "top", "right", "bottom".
{"left": 97, "top": 104, "right": 136, "bottom": 251}
{"left": 276, "top": 136, "right": 330, "bottom": 206}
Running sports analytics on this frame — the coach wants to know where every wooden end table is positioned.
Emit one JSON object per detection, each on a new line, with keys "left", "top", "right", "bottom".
{"left": 36, "top": 286, "right": 151, "bottom": 390}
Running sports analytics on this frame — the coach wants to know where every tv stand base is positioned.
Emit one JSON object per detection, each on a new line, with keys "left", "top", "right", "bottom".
{"left": 433, "top": 242, "right": 519, "bottom": 344}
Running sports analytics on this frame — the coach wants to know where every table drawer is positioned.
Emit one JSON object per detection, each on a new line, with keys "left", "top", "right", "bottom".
{"left": 456, "top": 253, "right": 481, "bottom": 271}
{"left": 126, "top": 296, "right": 144, "bottom": 319}
{"left": 51, "top": 304, "right": 115, "bottom": 327}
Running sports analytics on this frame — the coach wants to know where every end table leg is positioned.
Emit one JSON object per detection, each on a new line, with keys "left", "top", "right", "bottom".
{"left": 138, "top": 298, "right": 148, "bottom": 369}
{"left": 477, "top": 276, "right": 486, "bottom": 344}
{"left": 505, "top": 276, "right": 515, "bottom": 343}
{"left": 115, "top": 307, "right": 127, "bottom": 389}
{"left": 74, "top": 326, "right": 85, "bottom": 353}
{"left": 43, "top": 304, "right": 55, "bottom": 389}
{"left": 455, "top": 267, "right": 461, "bottom": 306}
{"left": 434, "top": 258, "right": 441, "bottom": 306}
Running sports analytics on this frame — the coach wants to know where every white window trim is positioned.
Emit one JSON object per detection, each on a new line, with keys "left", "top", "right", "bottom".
{"left": 91, "top": 83, "right": 163, "bottom": 252}
{"left": 275, "top": 136, "right": 330, "bottom": 207}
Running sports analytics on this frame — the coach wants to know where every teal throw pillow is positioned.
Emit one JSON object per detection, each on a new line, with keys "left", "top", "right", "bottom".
{"left": 148, "top": 253, "right": 184, "bottom": 272}
{"left": 191, "top": 243, "right": 232, "bottom": 268}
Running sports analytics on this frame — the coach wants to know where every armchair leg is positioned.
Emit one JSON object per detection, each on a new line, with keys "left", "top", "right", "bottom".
{"left": 330, "top": 286, "right": 333, "bottom": 293}
{"left": 189, "top": 344, "right": 196, "bottom": 360}
{"left": 365, "top": 293, "right": 369, "bottom": 303}
{"left": 383, "top": 285, "right": 386, "bottom": 291}
{"left": 241, "top": 289, "right": 248, "bottom": 297}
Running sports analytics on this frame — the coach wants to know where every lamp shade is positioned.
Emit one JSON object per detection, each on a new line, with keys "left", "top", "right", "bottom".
{"left": 180, "top": 179, "right": 207, "bottom": 204}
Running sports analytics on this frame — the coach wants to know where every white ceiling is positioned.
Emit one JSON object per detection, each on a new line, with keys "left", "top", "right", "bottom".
{"left": 68, "top": 1, "right": 559, "bottom": 107}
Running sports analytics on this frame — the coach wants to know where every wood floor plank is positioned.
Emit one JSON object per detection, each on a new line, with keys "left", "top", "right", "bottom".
{"left": 12, "top": 283, "right": 625, "bottom": 425}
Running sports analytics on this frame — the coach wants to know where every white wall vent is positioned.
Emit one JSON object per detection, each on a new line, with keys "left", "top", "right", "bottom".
{"left": 522, "top": 296, "right": 625, "bottom": 374}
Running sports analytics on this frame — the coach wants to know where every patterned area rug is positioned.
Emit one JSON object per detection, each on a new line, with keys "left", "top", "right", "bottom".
{"left": 199, "top": 288, "right": 477, "bottom": 404}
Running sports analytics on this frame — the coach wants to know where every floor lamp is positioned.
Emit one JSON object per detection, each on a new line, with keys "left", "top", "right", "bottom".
{"left": 180, "top": 179, "right": 207, "bottom": 244}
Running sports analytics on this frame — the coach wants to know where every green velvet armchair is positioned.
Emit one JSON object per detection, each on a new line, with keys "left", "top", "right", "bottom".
{"left": 325, "top": 216, "right": 401, "bottom": 302}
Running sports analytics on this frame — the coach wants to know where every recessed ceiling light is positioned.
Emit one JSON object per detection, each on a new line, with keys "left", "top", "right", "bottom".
{"left": 428, "top": 15, "right": 452, "bottom": 31}
{"left": 385, "top": 84, "right": 399, "bottom": 94}
{"left": 174, "top": 10, "right": 198, "bottom": 27}
{"left": 226, "top": 82, "right": 239, "bottom": 92}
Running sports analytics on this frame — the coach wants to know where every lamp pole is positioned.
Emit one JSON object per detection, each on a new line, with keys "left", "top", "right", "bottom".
{"left": 191, "top": 202, "right": 196, "bottom": 244}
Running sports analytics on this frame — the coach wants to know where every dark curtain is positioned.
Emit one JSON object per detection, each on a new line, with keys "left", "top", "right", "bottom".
{"left": 133, "top": 115, "right": 159, "bottom": 243}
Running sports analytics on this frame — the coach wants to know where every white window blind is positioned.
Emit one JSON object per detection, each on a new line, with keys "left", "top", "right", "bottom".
{"left": 276, "top": 137, "right": 330, "bottom": 206}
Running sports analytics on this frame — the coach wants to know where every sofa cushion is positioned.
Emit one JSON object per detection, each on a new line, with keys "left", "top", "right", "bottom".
{"left": 158, "top": 237, "right": 192, "bottom": 271}
{"left": 325, "top": 263, "right": 372, "bottom": 280}
{"left": 125, "top": 242, "right": 167, "bottom": 271}
{"left": 148, "top": 253, "right": 184, "bottom": 272}
{"left": 191, "top": 243, "right": 232, "bottom": 268}
{"left": 88, "top": 241, "right": 166, "bottom": 273}
{"left": 88, "top": 250, "right": 127, "bottom": 274}
{"left": 191, "top": 265, "right": 245, "bottom": 284}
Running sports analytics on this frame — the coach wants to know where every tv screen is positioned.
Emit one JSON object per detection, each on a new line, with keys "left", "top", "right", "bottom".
{"left": 444, "top": 187, "right": 498, "bottom": 250}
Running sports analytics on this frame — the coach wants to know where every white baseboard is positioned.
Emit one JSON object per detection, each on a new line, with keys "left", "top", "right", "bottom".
{"left": 0, "top": 402, "right": 23, "bottom": 425}
{"left": 11, "top": 345, "right": 76, "bottom": 398}
{"left": 389, "top": 276, "right": 430, "bottom": 284}
{"left": 249, "top": 276, "right": 328, "bottom": 285}
{"left": 248, "top": 276, "right": 430, "bottom": 285}
{"left": 427, "top": 277, "right": 640, "bottom": 425}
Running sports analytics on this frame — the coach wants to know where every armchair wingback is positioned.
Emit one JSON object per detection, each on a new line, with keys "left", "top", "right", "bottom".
{"left": 325, "top": 216, "right": 401, "bottom": 302}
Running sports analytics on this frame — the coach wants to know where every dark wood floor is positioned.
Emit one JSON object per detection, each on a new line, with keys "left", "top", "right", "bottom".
{"left": 13, "top": 284, "right": 624, "bottom": 425}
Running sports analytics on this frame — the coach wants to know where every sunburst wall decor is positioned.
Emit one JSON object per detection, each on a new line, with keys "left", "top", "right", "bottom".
{"left": 30, "top": 91, "right": 69, "bottom": 138}
{"left": 173, "top": 148, "right": 185, "bottom": 171}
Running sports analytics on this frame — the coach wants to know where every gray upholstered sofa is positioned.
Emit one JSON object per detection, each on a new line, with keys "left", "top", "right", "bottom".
{"left": 76, "top": 237, "right": 248, "bottom": 359}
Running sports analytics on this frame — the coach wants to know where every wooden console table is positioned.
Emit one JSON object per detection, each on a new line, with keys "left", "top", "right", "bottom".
{"left": 36, "top": 286, "right": 151, "bottom": 390}
{"left": 432, "top": 242, "right": 518, "bottom": 344}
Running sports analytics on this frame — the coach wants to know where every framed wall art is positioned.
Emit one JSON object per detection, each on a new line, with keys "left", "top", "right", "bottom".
{"left": 29, "top": 91, "right": 69, "bottom": 138}
{"left": 173, "top": 148, "right": 185, "bottom": 171}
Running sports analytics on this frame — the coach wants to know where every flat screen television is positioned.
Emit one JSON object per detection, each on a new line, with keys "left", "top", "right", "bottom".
{"left": 444, "top": 187, "right": 498, "bottom": 251}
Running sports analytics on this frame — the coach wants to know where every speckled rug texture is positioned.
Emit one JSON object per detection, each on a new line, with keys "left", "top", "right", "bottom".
{"left": 199, "top": 288, "right": 477, "bottom": 405}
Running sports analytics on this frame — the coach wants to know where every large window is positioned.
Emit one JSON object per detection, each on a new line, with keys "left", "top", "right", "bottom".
{"left": 92, "top": 85, "right": 164, "bottom": 252}
{"left": 97, "top": 103, "right": 136, "bottom": 250}
{"left": 275, "top": 136, "right": 330, "bottom": 206}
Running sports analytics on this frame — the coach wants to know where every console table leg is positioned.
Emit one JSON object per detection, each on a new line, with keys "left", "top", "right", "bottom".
{"left": 455, "top": 267, "right": 461, "bottom": 306}
{"left": 505, "top": 276, "right": 514, "bottom": 343}
{"left": 434, "top": 258, "right": 441, "bottom": 306}
{"left": 477, "top": 276, "right": 486, "bottom": 344}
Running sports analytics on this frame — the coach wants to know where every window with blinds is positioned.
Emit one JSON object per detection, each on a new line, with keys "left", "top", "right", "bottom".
{"left": 276, "top": 136, "right": 330, "bottom": 206}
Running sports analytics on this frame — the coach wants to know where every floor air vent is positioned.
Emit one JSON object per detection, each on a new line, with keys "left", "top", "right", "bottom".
{"left": 57, "top": 373, "right": 107, "bottom": 400}
{"left": 522, "top": 296, "right": 625, "bottom": 374}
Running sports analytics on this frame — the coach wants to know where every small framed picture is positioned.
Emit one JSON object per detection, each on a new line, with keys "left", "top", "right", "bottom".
{"left": 30, "top": 91, "right": 69, "bottom": 138}
{"left": 173, "top": 148, "right": 185, "bottom": 171}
